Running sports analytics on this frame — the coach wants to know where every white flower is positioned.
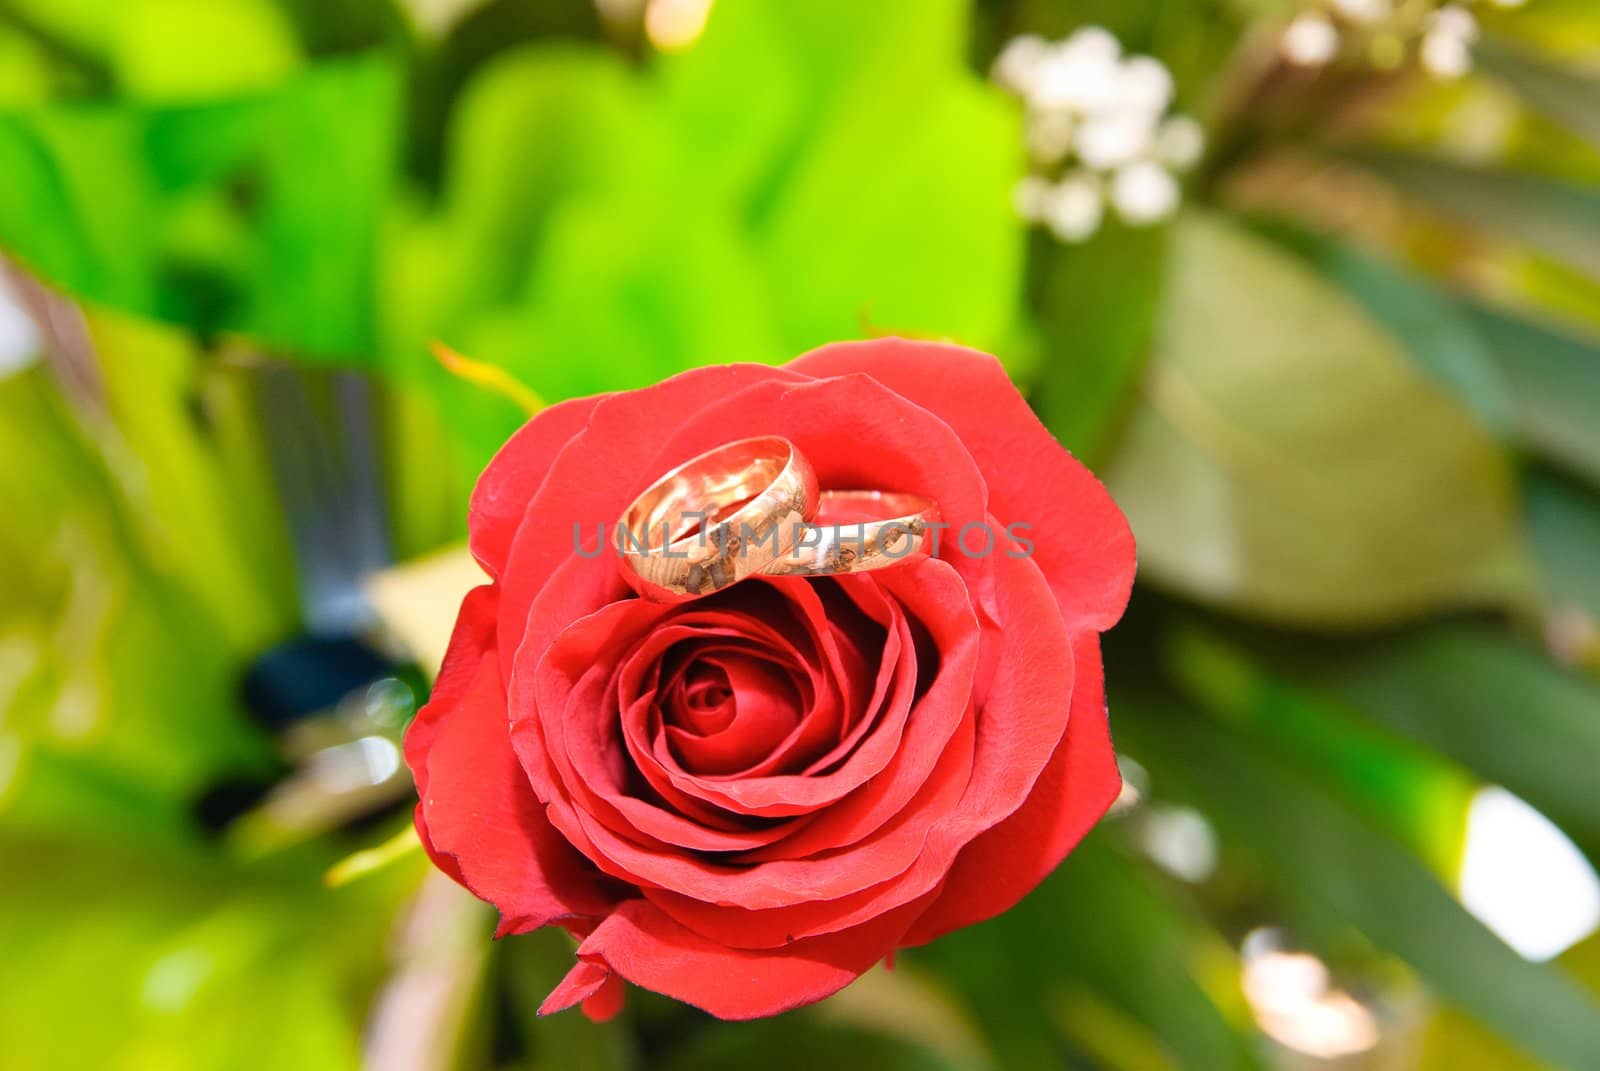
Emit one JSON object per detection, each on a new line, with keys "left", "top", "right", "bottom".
{"left": 1430, "top": 5, "right": 1479, "bottom": 42}
{"left": 1030, "top": 29, "right": 1122, "bottom": 112}
{"left": 1420, "top": 29, "right": 1473, "bottom": 77}
{"left": 1154, "top": 115, "right": 1206, "bottom": 170}
{"left": 1420, "top": 5, "right": 1478, "bottom": 78}
{"left": 1075, "top": 112, "right": 1158, "bottom": 170}
{"left": 1061, "top": 26, "right": 1122, "bottom": 67}
{"left": 996, "top": 26, "right": 1197, "bottom": 242}
{"left": 1045, "top": 174, "right": 1105, "bottom": 243}
{"left": 1110, "top": 161, "right": 1181, "bottom": 225}
{"left": 993, "top": 34, "right": 1050, "bottom": 95}
{"left": 1330, "top": 0, "right": 1391, "bottom": 25}
{"left": 1282, "top": 12, "right": 1340, "bottom": 66}
{"left": 1113, "top": 55, "right": 1176, "bottom": 118}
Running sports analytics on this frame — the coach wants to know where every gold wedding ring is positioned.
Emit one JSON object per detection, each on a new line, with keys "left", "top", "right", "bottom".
{"left": 616, "top": 440, "right": 941, "bottom": 601}
{"left": 761, "top": 491, "right": 940, "bottom": 578}
{"left": 618, "top": 436, "right": 819, "bottom": 602}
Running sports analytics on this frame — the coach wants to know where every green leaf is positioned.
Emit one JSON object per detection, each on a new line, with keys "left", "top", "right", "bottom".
{"left": 0, "top": 53, "right": 400, "bottom": 357}
{"left": 0, "top": 27, "right": 56, "bottom": 106}
{"left": 1162, "top": 623, "right": 1475, "bottom": 877}
{"left": 501, "top": 929, "right": 633, "bottom": 1071}
{"left": 1353, "top": 151, "right": 1600, "bottom": 281}
{"left": 276, "top": 0, "right": 405, "bottom": 55}
{"left": 915, "top": 833, "right": 1263, "bottom": 1071}
{"left": 85, "top": 308, "right": 299, "bottom": 650}
{"left": 391, "top": 6, "right": 1026, "bottom": 480}
{"left": 0, "top": 361, "right": 280, "bottom": 836}
{"left": 0, "top": 833, "right": 411, "bottom": 1071}
{"left": 109, "top": 0, "right": 304, "bottom": 101}
{"left": 434, "top": 46, "right": 659, "bottom": 321}
{"left": 0, "top": 0, "right": 116, "bottom": 79}
{"left": 1260, "top": 623, "right": 1600, "bottom": 861}
{"left": 408, "top": 0, "right": 602, "bottom": 183}
{"left": 1100, "top": 212, "right": 1531, "bottom": 626}
{"left": 1478, "top": 37, "right": 1600, "bottom": 154}
{"left": 1264, "top": 219, "right": 1600, "bottom": 490}
{"left": 1117, "top": 703, "right": 1600, "bottom": 1071}
{"left": 655, "top": 1014, "right": 973, "bottom": 1071}
{"left": 1463, "top": 302, "right": 1600, "bottom": 489}
{"left": 1526, "top": 467, "right": 1600, "bottom": 622}
{"left": 1257, "top": 225, "right": 1515, "bottom": 435}
{"left": 384, "top": 42, "right": 722, "bottom": 475}
{"left": 1030, "top": 224, "right": 1168, "bottom": 461}
{"left": 747, "top": 0, "right": 1025, "bottom": 353}
{"left": 512, "top": 194, "right": 782, "bottom": 400}
{"left": 0, "top": 745, "right": 190, "bottom": 847}
{"left": 1418, "top": 934, "right": 1600, "bottom": 1071}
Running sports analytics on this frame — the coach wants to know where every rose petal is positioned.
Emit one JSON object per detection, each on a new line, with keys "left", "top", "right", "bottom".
{"left": 788, "top": 338, "right": 1136, "bottom": 632}
{"left": 557, "top": 637, "right": 810, "bottom": 854}
{"left": 733, "top": 566, "right": 979, "bottom": 863}
{"left": 529, "top": 599, "right": 801, "bottom": 854}
{"left": 618, "top": 619, "right": 825, "bottom": 832}
{"left": 562, "top": 893, "right": 937, "bottom": 1020}
{"left": 619, "top": 579, "right": 907, "bottom": 816}
{"left": 405, "top": 586, "right": 622, "bottom": 931}
{"left": 538, "top": 959, "right": 625, "bottom": 1022}
{"left": 639, "top": 709, "right": 974, "bottom": 946}
{"left": 666, "top": 652, "right": 803, "bottom": 774}
{"left": 469, "top": 394, "right": 606, "bottom": 579}
{"left": 514, "top": 564, "right": 904, "bottom": 827}
{"left": 538, "top": 674, "right": 973, "bottom": 911}
{"left": 902, "top": 632, "right": 1120, "bottom": 945}
{"left": 634, "top": 550, "right": 1073, "bottom": 947}
{"left": 522, "top": 597, "right": 952, "bottom": 916}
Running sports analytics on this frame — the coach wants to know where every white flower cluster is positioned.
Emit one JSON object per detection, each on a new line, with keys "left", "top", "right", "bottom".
{"left": 1281, "top": 0, "right": 1526, "bottom": 79}
{"left": 993, "top": 27, "right": 1204, "bottom": 243}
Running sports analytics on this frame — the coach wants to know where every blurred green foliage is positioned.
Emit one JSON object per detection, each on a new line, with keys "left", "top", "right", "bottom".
{"left": 3, "top": 0, "right": 1600, "bottom": 1069}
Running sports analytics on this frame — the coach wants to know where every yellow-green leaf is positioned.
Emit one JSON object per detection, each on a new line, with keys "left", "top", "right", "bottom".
{"left": 1103, "top": 213, "right": 1532, "bottom": 626}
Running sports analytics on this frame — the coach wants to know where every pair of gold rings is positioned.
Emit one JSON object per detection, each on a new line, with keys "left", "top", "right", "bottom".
{"left": 617, "top": 437, "right": 939, "bottom": 603}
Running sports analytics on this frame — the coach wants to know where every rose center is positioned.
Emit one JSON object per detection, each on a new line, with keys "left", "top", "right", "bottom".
{"left": 661, "top": 649, "right": 804, "bottom": 776}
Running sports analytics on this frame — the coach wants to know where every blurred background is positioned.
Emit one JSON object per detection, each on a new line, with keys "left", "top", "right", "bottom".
{"left": 2, "top": 0, "right": 1600, "bottom": 1068}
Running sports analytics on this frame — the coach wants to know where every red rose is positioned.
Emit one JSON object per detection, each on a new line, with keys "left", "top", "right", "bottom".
{"left": 404, "top": 339, "right": 1135, "bottom": 1021}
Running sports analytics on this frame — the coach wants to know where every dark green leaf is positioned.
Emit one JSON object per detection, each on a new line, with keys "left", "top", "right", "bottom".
{"left": 916, "top": 833, "right": 1263, "bottom": 1071}
{"left": 1526, "top": 466, "right": 1600, "bottom": 622}
{"left": 655, "top": 1014, "right": 973, "bottom": 1071}
{"left": 1031, "top": 224, "right": 1168, "bottom": 461}
{"left": 1419, "top": 934, "right": 1600, "bottom": 1070}
{"left": 1353, "top": 151, "right": 1600, "bottom": 280}
{"left": 1117, "top": 703, "right": 1600, "bottom": 1071}
{"left": 1163, "top": 623, "right": 1475, "bottom": 876}
{"left": 1464, "top": 302, "right": 1600, "bottom": 488}
{"left": 1260, "top": 623, "right": 1600, "bottom": 860}
{"left": 1262, "top": 218, "right": 1600, "bottom": 490}
{"left": 501, "top": 929, "right": 633, "bottom": 1071}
